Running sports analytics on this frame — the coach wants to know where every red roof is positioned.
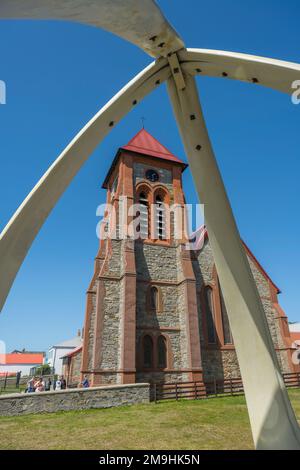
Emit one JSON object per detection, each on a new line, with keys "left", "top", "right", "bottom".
{"left": 60, "top": 345, "right": 82, "bottom": 359}
{"left": 0, "top": 353, "right": 44, "bottom": 365}
{"left": 121, "top": 129, "right": 186, "bottom": 166}
{"left": 102, "top": 129, "right": 187, "bottom": 188}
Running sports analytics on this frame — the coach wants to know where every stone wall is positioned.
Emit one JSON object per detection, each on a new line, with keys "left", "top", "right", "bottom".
{"left": 201, "top": 349, "right": 241, "bottom": 381}
{"left": 133, "top": 163, "right": 172, "bottom": 186}
{"left": 135, "top": 242, "right": 189, "bottom": 382}
{"left": 135, "top": 243, "right": 178, "bottom": 281}
{"left": 0, "top": 383, "right": 150, "bottom": 417}
{"left": 136, "top": 371, "right": 189, "bottom": 384}
{"left": 100, "top": 279, "right": 121, "bottom": 370}
{"left": 176, "top": 281, "right": 190, "bottom": 370}
{"left": 87, "top": 284, "right": 97, "bottom": 371}
{"left": 136, "top": 282, "right": 179, "bottom": 328}
{"left": 68, "top": 350, "right": 82, "bottom": 386}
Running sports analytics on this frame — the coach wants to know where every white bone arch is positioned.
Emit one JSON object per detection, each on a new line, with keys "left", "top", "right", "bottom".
{"left": 1, "top": 0, "right": 300, "bottom": 450}
{"left": 179, "top": 48, "right": 300, "bottom": 94}
{"left": 167, "top": 73, "right": 300, "bottom": 450}
{"left": 0, "top": 57, "right": 171, "bottom": 313}
{"left": 0, "top": 0, "right": 184, "bottom": 57}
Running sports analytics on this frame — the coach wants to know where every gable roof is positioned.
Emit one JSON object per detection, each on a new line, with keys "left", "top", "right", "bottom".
{"left": 102, "top": 129, "right": 188, "bottom": 188}
{"left": 0, "top": 353, "right": 44, "bottom": 365}
{"left": 50, "top": 336, "right": 82, "bottom": 349}
{"left": 121, "top": 129, "right": 186, "bottom": 165}
{"left": 192, "top": 225, "right": 280, "bottom": 294}
{"left": 60, "top": 345, "right": 83, "bottom": 360}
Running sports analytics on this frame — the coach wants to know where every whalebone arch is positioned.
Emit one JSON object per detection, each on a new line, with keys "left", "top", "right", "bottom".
{"left": 1, "top": 0, "right": 300, "bottom": 450}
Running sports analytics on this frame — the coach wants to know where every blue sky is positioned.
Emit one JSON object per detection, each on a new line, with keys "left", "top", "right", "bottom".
{"left": 0, "top": 0, "right": 300, "bottom": 352}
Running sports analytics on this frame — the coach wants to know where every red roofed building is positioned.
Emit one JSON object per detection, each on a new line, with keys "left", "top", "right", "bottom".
{"left": 0, "top": 353, "right": 44, "bottom": 376}
{"left": 66, "top": 129, "right": 299, "bottom": 387}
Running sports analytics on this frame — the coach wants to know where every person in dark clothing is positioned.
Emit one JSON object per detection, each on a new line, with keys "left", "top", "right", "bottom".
{"left": 16, "top": 371, "right": 21, "bottom": 388}
{"left": 82, "top": 375, "right": 90, "bottom": 388}
{"left": 45, "top": 378, "right": 51, "bottom": 391}
{"left": 61, "top": 376, "right": 67, "bottom": 390}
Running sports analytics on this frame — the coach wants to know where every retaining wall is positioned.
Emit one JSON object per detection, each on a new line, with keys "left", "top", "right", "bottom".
{"left": 0, "top": 383, "right": 150, "bottom": 416}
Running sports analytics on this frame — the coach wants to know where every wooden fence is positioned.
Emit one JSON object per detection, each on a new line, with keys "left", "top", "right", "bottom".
{"left": 152, "top": 372, "right": 300, "bottom": 402}
{"left": 0, "top": 374, "right": 25, "bottom": 394}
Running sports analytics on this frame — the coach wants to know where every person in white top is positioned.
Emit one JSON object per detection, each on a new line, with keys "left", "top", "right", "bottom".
{"left": 55, "top": 377, "right": 62, "bottom": 391}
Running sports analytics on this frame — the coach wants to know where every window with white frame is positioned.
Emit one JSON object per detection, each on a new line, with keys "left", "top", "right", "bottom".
{"left": 138, "top": 191, "right": 149, "bottom": 239}
{"left": 155, "top": 194, "right": 166, "bottom": 240}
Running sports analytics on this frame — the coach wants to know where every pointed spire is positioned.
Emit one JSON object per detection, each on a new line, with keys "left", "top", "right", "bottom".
{"left": 102, "top": 129, "right": 187, "bottom": 188}
{"left": 121, "top": 128, "right": 187, "bottom": 166}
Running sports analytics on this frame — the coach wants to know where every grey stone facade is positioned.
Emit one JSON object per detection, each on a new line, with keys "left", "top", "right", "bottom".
{"left": 82, "top": 233, "right": 293, "bottom": 386}
{"left": 78, "top": 134, "right": 295, "bottom": 389}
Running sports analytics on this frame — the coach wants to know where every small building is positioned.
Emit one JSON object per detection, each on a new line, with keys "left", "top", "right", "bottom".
{"left": 47, "top": 332, "right": 82, "bottom": 375}
{"left": 0, "top": 353, "right": 44, "bottom": 376}
{"left": 61, "top": 346, "right": 83, "bottom": 387}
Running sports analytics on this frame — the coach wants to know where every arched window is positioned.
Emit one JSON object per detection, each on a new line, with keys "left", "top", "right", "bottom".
{"left": 155, "top": 194, "right": 166, "bottom": 240}
{"left": 157, "top": 335, "right": 167, "bottom": 369}
{"left": 150, "top": 286, "right": 158, "bottom": 311}
{"left": 111, "top": 176, "right": 118, "bottom": 196}
{"left": 205, "top": 287, "right": 217, "bottom": 344}
{"left": 143, "top": 335, "right": 153, "bottom": 368}
{"left": 137, "top": 191, "right": 149, "bottom": 239}
{"left": 219, "top": 284, "right": 233, "bottom": 344}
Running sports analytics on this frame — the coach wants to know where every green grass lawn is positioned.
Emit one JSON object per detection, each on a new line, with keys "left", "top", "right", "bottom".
{"left": 0, "top": 390, "right": 299, "bottom": 450}
{"left": 0, "top": 386, "right": 26, "bottom": 395}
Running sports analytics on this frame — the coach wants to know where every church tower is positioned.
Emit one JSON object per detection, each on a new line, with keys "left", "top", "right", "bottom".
{"left": 80, "top": 129, "right": 204, "bottom": 386}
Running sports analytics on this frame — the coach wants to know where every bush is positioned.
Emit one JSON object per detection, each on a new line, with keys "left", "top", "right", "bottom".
{"left": 34, "top": 364, "right": 52, "bottom": 376}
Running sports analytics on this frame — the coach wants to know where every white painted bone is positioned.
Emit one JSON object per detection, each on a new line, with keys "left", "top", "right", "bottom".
{"left": 0, "top": 58, "right": 170, "bottom": 312}
{"left": 167, "top": 72, "right": 300, "bottom": 450}
{"left": 0, "top": 0, "right": 184, "bottom": 57}
{"left": 1, "top": 0, "right": 300, "bottom": 450}
{"left": 180, "top": 48, "right": 300, "bottom": 94}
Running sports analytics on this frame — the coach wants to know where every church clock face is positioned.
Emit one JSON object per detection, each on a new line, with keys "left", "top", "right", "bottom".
{"left": 145, "top": 169, "right": 159, "bottom": 182}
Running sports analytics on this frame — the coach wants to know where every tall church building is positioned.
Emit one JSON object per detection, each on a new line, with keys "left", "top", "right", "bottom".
{"left": 65, "top": 129, "right": 299, "bottom": 387}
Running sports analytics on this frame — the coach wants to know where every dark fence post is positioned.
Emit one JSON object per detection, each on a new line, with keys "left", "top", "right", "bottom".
{"left": 4, "top": 372, "right": 8, "bottom": 391}
{"left": 175, "top": 383, "right": 178, "bottom": 401}
{"left": 214, "top": 378, "right": 217, "bottom": 397}
{"left": 230, "top": 378, "right": 233, "bottom": 396}
{"left": 154, "top": 383, "right": 157, "bottom": 403}
{"left": 194, "top": 382, "right": 197, "bottom": 400}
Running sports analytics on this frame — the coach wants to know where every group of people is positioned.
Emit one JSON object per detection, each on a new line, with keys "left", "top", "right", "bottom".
{"left": 25, "top": 375, "right": 66, "bottom": 393}
{"left": 25, "top": 375, "right": 90, "bottom": 393}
